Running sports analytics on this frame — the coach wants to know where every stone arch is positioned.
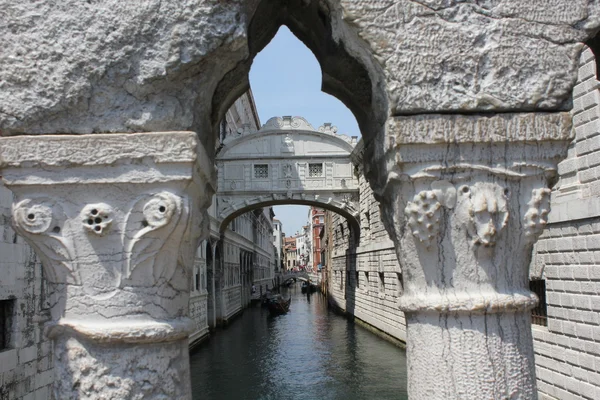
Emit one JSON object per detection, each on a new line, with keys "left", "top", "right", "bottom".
{"left": 219, "top": 199, "right": 359, "bottom": 244}
{"left": 209, "top": 0, "right": 388, "bottom": 163}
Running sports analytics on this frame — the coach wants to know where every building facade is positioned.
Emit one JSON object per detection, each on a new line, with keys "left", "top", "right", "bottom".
{"left": 310, "top": 207, "right": 325, "bottom": 272}
{"left": 284, "top": 236, "right": 297, "bottom": 271}
{"left": 273, "top": 218, "right": 284, "bottom": 272}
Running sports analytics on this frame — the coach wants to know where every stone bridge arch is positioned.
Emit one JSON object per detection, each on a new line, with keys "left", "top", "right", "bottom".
{"left": 216, "top": 116, "right": 360, "bottom": 238}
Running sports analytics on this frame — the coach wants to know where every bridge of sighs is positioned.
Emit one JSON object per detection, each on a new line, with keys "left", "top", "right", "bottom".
{"left": 216, "top": 116, "right": 360, "bottom": 235}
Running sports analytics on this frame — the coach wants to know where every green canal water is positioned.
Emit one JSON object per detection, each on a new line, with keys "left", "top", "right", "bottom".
{"left": 190, "top": 284, "right": 409, "bottom": 400}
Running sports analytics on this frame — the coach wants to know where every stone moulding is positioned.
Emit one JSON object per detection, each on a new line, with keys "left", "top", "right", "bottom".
{"left": 0, "top": 131, "right": 216, "bottom": 186}
{"left": 386, "top": 112, "right": 573, "bottom": 147}
{"left": 45, "top": 318, "right": 195, "bottom": 344}
{"left": 397, "top": 291, "right": 538, "bottom": 314}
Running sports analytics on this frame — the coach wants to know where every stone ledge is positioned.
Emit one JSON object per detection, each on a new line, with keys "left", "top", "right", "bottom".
{"left": 398, "top": 291, "right": 538, "bottom": 314}
{"left": 387, "top": 112, "right": 573, "bottom": 145}
{"left": 0, "top": 131, "right": 216, "bottom": 188}
{"left": 45, "top": 318, "right": 195, "bottom": 343}
{"left": 0, "top": 132, "right": 198, "bottom": 166}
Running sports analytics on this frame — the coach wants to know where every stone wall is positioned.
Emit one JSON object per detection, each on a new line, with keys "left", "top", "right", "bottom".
{"left": 529, "top": 46, "right": 600, "bottom": 400}
{"left": 222, "top": 285, "right": 242, "bottom": 322}
{"left": 0, "top": 183, "right": 54, "bottom": 400}
{"left": 328, "top": 169, "right": 407, "bottom": 342}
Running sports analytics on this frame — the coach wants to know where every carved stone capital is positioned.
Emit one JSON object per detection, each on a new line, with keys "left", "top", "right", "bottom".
{"left": 0, "top": 132, "right": 215, "bottom": 399}
{"left": 375, "top": 113, "right": 572, "bottom": 399}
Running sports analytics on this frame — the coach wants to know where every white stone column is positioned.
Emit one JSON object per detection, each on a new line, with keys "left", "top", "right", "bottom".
{"left": 0, "top": 132, "right": 215, "bottom": 399}
{"left": 376, "top": 113, "right": 572, "bottom": 399}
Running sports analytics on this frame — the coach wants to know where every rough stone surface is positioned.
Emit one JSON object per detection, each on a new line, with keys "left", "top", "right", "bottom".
{"left": 1, "top": 0, "right": 598, "bottom": 139}
{"left": 54, "top": 335, "right": 190, "bottom": 400}
{"left": 341, "top": 0, "right": 600, "bottom": 113}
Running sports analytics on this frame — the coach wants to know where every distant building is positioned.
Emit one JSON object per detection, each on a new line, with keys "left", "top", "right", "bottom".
{"left": 283, "top": 236, "right": 297, "bottom": 271}
{"left": 273, "top": 219, "right": 284, "bottom": 271}
{"left": 309, "top": 207, "right": 325, "bottom": 272}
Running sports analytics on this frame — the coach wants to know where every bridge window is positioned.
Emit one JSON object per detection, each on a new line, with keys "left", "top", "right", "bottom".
{"left": 254, "top": 164, "right": 269, "bottom": 179}
{"left": 309, "top": 163, "right": 323, "bottom": 177}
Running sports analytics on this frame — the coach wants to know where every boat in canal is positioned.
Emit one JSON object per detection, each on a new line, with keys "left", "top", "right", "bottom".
{"left": 267, "top": 294, "right": 291, "bottom": 315}
{"left": 301, "top": 281, "right": 309, "bottom": 293}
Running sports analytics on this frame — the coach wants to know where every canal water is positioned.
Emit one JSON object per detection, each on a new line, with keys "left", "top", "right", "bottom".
{"left": 190, "top": 284, "right": 409, "bottom": 400}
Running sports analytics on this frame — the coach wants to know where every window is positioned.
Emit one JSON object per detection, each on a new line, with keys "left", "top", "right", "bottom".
{"left": 355, "top": 271, "right": 360, "bottom": 288}
{"left": 254, "top": 164, "right": 269, "bottom": 179}
{"left": 195, "top": 271, "right": 200, "bottom": 291}
{"left": 0, "top": 299, "right": 14, "bottom": 351}
{"left": 309, "top": 163, "right": 323, "bottom": 177}
{"left": 378, "top": 272, "right": 385, "bottom": 298}
{"left": 363, "top": 271, "right": 369, "bottom": 292}
{"left": 530, "top": 279, "right": 547, "bottom": 326}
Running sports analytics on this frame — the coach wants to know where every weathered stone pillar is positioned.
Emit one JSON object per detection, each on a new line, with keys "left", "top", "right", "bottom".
{"left": 377, "top": 113, "right": 572, "bottom": 399}
{"left": 0, "top": 132, "right": 215, "bottom": 399}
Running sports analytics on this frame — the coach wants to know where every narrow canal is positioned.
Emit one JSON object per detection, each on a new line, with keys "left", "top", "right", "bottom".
{"left": 190, "top": 284, "right": 409, "bottom": 400}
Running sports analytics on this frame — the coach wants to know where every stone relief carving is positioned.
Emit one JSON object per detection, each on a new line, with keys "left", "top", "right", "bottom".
{"left": 281, "top": 134, "right": 294, "bottom": 153}
{"left": 282, "top": 164, "right": 293, "bottom": 178}
{"left": 262, "top": 116, "right": 315, "bottom": 131}
{"left": 405, "top": 191, "right": 442, "bottom": 248}
{"left": 404, "top": 180, "right": 456, "bottom": 248}
{"left": 81, "top": 204, "right": 113, "bottom": 235}
{"left": 123, "top": 191, "right": 186, "bottom": 280}
{"left": 524, "top": 188, "right": 551, "bottom": 241}
{"left": 461, "top": 182, "right": 509, "bottom": 248}
{"left": 13, "top": 198, "right": 76, "bottom": 283}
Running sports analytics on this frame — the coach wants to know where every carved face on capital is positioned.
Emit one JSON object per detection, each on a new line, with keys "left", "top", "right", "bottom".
{"left": 459, "top": 182, "right": 509, "bottom": 247}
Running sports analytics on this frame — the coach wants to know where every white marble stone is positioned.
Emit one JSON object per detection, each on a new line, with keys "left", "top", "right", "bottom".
{"left": 216, "top": 116, "right": 360, "bottom": 233}
{"left": 0, "top": 131, "right": 215, "bottom": 399}
{"left": 375, "top": 112, "right": 572, "bottom": 399}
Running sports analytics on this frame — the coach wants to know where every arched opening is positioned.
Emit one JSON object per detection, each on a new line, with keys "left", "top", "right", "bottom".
{"left": 207, "top": 0, "right": 388, "bottom": 187}
{"left": 219, "top": 200, "right": 359, "bottom": 244}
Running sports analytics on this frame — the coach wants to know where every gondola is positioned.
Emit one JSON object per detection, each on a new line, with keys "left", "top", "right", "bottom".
{"left": 301, "top": 281, "right": 309, "bottom": 293}
{"left": 267, "top": 294, "right": 291, "bottom": 315}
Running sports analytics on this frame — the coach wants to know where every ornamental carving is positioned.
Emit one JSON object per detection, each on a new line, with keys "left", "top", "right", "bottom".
{"left": 81, "top": 204, "right": 113, "bottom": 235}
{"left": 12, "top": 198, "right": 76, "bottom": 283}
{"left": 461, "top": 182, "right": 509, "bottom": 248}
{"left": 524, "top": 188, "right": 551, "bottom": 241}
{"left": 405, "top": 191, "right": 442, "bottom": 248}
{"left": 281, "top": 134, "right": 294, "bottom": 153}
{"left": 405, "top": 180, "right": 455, "bottom": 248}
{"left": 123, "top": 192, "right": 186, "bottom": 280}
{"left": 282, "top": 164, "right": 293, "bottom": 178}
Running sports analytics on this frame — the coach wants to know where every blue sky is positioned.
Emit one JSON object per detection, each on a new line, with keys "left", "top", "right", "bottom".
{"left": 248, "top": 26, "right": 359, "bottom": 236}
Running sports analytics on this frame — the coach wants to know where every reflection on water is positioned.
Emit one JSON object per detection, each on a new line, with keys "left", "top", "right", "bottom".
{"left": 190, "top": 285, "right": 408, "bottom": 400}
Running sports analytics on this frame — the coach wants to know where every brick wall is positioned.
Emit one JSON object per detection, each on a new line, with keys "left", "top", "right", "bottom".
{"left": 327, "top": 171, "right": 407, "bottom": 342}
{"left": 529, "top": 46, "right": 600, "bottom": 400}
{"left": 0, "top": 182, "right": 54, "bottom": 400}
